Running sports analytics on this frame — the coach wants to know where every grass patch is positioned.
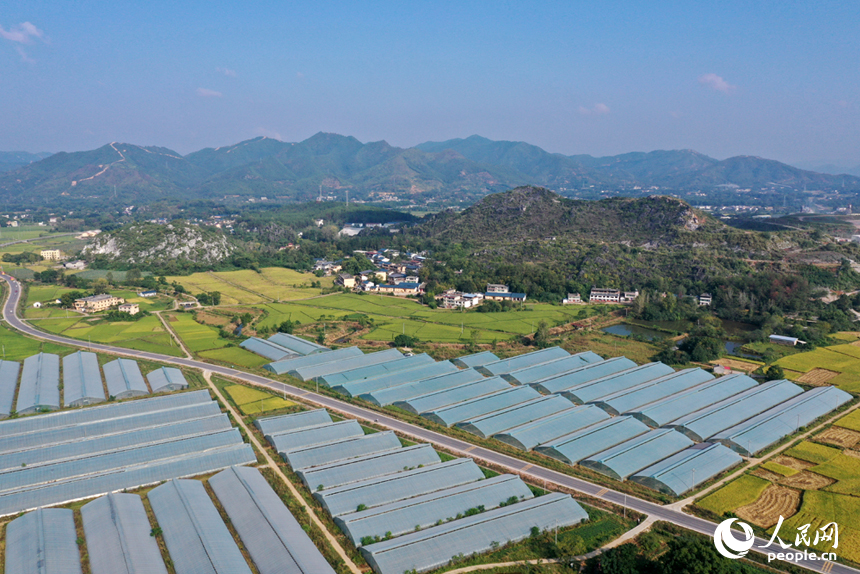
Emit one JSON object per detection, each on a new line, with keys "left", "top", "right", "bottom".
{"left": 696, "top": 475, "right": 771, "bottom": 516}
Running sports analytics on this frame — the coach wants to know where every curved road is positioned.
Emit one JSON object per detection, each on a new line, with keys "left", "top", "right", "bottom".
{"left": 1, "top": 275, "right": 851, "bottom": 574}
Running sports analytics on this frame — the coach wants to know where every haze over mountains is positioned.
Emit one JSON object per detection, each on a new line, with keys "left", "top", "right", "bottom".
{"left": 0, "top": 133, "right": 857, "bottom": 206}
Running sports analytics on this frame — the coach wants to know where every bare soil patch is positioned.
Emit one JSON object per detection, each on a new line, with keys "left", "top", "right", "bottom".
{"left": 752, "top": 468, "right": 783, "bottom": 482}
{"left": 735, "top": 485, "right": 801, "bottom": 528}
{"left": 797, "top": 368, "right": 840, "bottom": 386}
{"left": 779, "top": 471, "right": 836, "bottom": 490}
{"left": 816, "top": 426, "right": 860, "bottom": 449}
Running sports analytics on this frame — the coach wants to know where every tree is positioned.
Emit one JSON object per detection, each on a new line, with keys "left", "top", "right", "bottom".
{"left": 533, "top": 320, "right": 550, "bottom": 348}
{"left": 60, "top": 291, "right": 85, "bottom": 309}
{"left": 394, "top": 334, "right": 418, "bottom": 347}
{"left": 583, "top": 543, "right": 641, "bottom": 574}
{"left": 764, "top": 364, "right": 784, "bottom": 380}
{"left": 126, "top": 269, "right": 142, "bottom": 284}
{"left": 210, "top": 291, "right": 221, "bottom": 305}
{"left": 91, "top": 278, "right": 110, "bottom": 295}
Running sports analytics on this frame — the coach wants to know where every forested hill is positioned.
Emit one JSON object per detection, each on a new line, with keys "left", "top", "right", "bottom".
{"left": 417, "top": 186, "right": 716, "bottom": 245}
{"left": 2, "top": 133, "right": 858, "bottom": 207}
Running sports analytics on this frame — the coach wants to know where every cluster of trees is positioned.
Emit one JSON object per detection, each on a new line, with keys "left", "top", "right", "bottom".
{"left": 195, "top": 291, "right": 222, "bottom": 306}
{"left": 2, "top": 252, "right": 41, "bottom": 265}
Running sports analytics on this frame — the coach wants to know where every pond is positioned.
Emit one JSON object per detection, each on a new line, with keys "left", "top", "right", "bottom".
{"left": 601, "top": 323, "right": 672, "bottom": 341}
{"left": 724, "top": 341, "right": 762, "bottom": 360}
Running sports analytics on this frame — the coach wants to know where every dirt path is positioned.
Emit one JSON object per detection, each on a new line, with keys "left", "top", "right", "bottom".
{"left": 202, "top": 370, "right": 362, "bottom": 574}
{"left": 154, "top": 311, "right": 192, "bottom": 359}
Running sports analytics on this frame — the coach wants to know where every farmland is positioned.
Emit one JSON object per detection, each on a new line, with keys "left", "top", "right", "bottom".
{"left": 223, "top": 383, "right": 296, "bottom": 415}
{"left": 166, "top": 267, "right": 332, "bottom": 305}
{"left": 697, "top": 475, "right": 770, "bottom": 516}
{"left": 0, "top": 323, "right": 70, "bottom": 360}
{"left": 198, "top": 345, "right": 270, "bottom": 368}
{"left": 35, "top": 314, "right": 184, "bottom": 357}
{"left": 696, "top": 404, "right": 860, "bottom": 565}
{"left": 165, "top": 312, "right": 228, "bottom": 352}
{"left": 776, "top": 344, "right": 860, "bottom": 392}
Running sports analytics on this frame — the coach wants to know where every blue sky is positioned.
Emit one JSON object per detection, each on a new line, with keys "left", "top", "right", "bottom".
{"left": 1, "top": 1, "right": 858, "bottom": 166}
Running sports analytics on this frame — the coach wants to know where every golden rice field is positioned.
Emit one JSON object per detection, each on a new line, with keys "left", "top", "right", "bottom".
{"left": 224, "top": 384, "right": 295, "bottom": 415}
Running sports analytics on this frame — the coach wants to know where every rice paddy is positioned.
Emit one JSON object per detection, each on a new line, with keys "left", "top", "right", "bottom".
{"left": 223, "top": 383, "right": 296, "bottom": 415}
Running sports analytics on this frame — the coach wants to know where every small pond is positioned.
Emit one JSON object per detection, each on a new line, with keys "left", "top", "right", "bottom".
{"left": 601, "top": 323, "right": 671, "bottom": 341}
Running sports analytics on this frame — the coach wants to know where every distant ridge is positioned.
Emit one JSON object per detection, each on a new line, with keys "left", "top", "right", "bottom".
{"left": 0, "top": 133, "right": 857, "bottom": 205}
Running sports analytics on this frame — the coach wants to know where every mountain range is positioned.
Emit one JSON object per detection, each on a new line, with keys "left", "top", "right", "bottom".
{"left": 1, "top": 133, "right": 857, "bottom": 206}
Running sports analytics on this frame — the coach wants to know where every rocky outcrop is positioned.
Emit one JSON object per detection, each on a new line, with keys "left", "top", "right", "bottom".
{"left": 83, "top": 220, "right": 234, "bottom": 265}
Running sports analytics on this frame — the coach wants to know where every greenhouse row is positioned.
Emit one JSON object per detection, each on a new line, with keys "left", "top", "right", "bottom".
{"left": 5, "top": 466, "right": 336, "bottom": 574}
{"left": 241, "top": 331, "right": 330, "bottom": 362}
{"left": 258, "top": 408, "right": 589, "bottom": 574}
{"left": 257, "top": 343, "right": 851, "bottom": 498}
{"left": 0, "top": 391, "right": 254, "bottom": 517}
{"left": 0, "top": 352, "right": 188, "bottom": 417}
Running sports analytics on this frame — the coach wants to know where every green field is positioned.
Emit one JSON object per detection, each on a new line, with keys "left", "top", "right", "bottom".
{"left": 0, "top": 323, "right": 70, "bottom": 360}
{"left": 0, "top": 224, "right": 52, "bottom": 241}
{"left": 264, "top": 293, "right": 603, "bottom": 343}
{"left": 696, "top": 474, "right": 771, "bottom": 516}
{"left": 36, "top": 314, "right": 184, "bottom": 357}
{"left": 198, "top": 346, "right": 270, "bottom": 368}
{"left": 167, "top": 313, "right": 229, "bottom": 352}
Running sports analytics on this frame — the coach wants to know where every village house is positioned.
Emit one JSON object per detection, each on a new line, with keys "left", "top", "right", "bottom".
{"left": 138, "top": 290, "right": 157, "bottom": 298}
{"left": 336, "top": 273, "right": 357, "bottom": 289}
{"left": 377, "top": 282, "right": 422, "bottom": 296}
{"left": 118, "top": 303, "right": 140, "bottom": 315}
{"left": 40, "top": 249, "right": 63, "bottom": 261}
{"left": 74, "top": 294, "right": 124, "bottom": 312}
{"left": 589, "top": 288, "right": 639, "bottom": 304}
{"left": 63, "top": 260, "right": 87, "bottom": 270}
{"left": 312, "top": 259, "right": 342, "bottom": 276}
{"left": 439, "top": 290, "right": 484, "bottom": 309}
{"left": 699, "top": 293, "right": 712, "bottom": 306}
{"left": 486, "top": 284, "right": 510, "bottom": 294}
{"left": 563, "top": 293, "right": 582, "bottom": 305}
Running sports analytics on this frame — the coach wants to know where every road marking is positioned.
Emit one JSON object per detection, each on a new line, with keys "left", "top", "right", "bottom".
{"left": 463, "top": 445, "right": 477, "bottom": 452}
{"left": 822, "top": 561, "right": 834, "bottom": 573}
{"left": 596, "top": 488, "right": 609, "bottom": 496}
{"left": 521, "top": 464, "right": 533, "bottom": 471}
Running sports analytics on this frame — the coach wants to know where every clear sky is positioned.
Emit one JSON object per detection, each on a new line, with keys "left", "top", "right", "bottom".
{"left": 1, "top": 1, "right": 858, "bottom": 166}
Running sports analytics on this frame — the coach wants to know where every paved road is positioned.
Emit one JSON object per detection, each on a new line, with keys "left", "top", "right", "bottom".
{"left": 0, "top": 274, "right": 852, "bottom": 574}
